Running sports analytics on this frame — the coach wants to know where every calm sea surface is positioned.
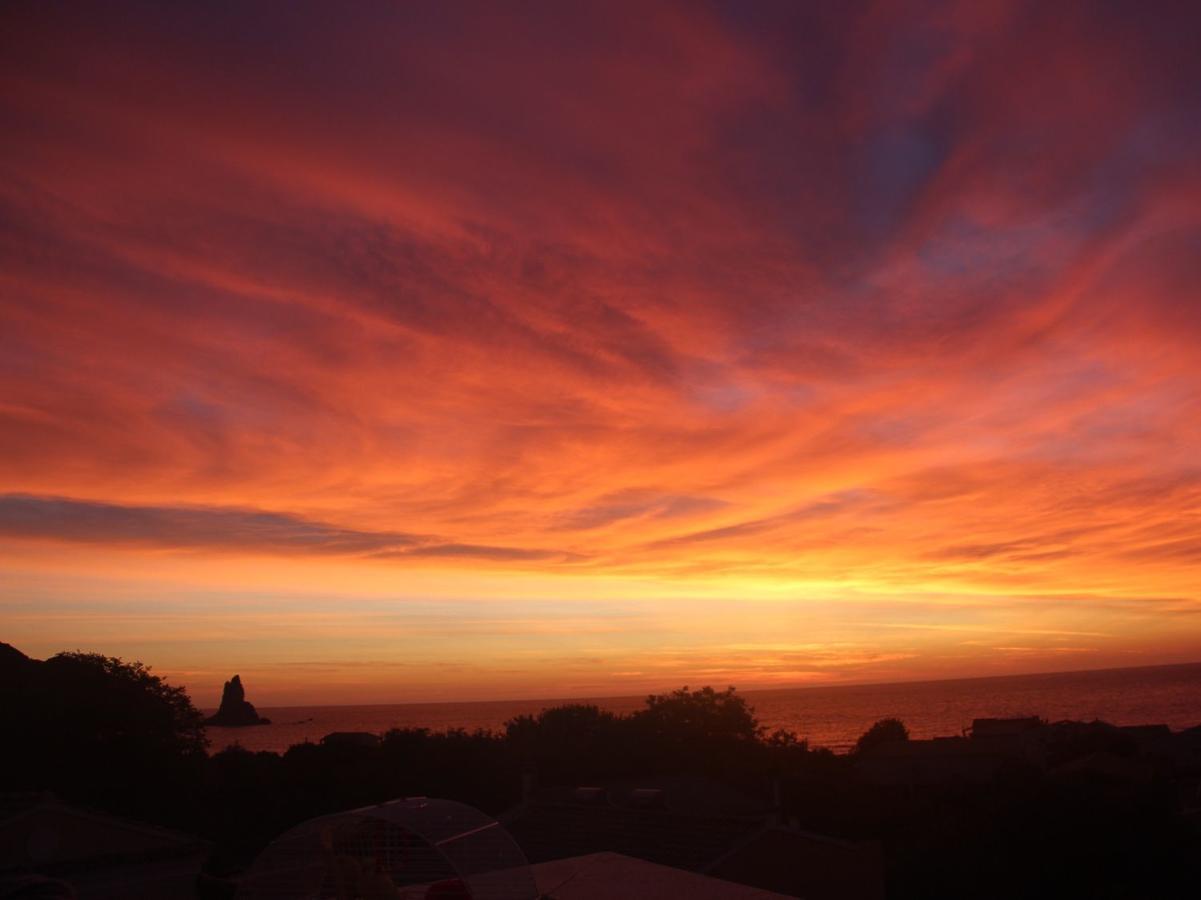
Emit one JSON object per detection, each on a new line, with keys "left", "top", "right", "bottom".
{"left": 206, "top": 662, "right": 1201, "bottom": 755}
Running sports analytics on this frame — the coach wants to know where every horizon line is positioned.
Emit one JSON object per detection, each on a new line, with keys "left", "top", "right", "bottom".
{"left": 203, "top": 657, "right": 1201, "bottom": 714}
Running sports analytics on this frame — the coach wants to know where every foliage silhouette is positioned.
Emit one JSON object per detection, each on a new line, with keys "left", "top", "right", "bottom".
{"left": 853, "top": 717, "right": 909, "bottom": 754}
{"left": 4, "top": 641, "right": 1199, "bottom": 899}
{"left": 42, "top": 651, "right": 208, "bottom": 757}
{"left": 0, "top": 646, "right": 206, "bottom": 825}
{"left": 633, "top": 685, "right": 760, "bottom": 741}
{"left": 505, "top": 703, "right": 620, "bottom": 780}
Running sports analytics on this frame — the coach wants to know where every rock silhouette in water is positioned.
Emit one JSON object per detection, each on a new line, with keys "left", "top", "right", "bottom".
{"left": 204, "top": 674, "right": 270, "bottom": 726}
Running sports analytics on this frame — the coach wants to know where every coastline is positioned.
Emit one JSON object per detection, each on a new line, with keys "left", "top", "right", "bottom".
{"left": 203, "top": 660, "right": 1201, "bottom": 755}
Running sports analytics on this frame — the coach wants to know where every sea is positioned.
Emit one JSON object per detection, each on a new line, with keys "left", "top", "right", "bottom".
{"left": 205, "top": 661, "right": 1201, "bottom": 755}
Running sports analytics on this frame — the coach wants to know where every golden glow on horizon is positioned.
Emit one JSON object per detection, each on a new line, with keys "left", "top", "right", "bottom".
{"left": 2, "top": 2, "right": 1200, "bottom": 706}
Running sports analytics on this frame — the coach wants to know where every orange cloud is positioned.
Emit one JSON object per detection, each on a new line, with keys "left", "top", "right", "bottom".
{"left": 2, "top": 0, "right": 1199, "bottom": 703}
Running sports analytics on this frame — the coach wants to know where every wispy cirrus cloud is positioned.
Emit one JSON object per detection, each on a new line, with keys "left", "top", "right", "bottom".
{"left": 0, "top": 494, "right": 568, "bottom": 563}
{"left": 2, "top": 0, "right": 1200, "bottom": 699}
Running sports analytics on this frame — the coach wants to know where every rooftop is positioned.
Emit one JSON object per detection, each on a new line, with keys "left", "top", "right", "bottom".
{"left": 532, "top": 852, "right": 793, "bottom": 900}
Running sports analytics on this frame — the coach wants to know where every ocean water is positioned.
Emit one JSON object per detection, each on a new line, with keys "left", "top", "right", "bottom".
{"left": 205, "top": 661, "right": 1201, "bottom": 755}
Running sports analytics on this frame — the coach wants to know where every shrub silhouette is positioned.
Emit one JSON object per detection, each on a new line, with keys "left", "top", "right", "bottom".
{"left": 632, "top": 685, "right": 760, "bottom": 742}
{"left": 854, "top": 717, "right": 909, "bottom": 754}
{"left": 505, "top": 703, "right": 617, "bottom": 747}
{"left": 505, "top": 704, "right": 620, "bottom": 779}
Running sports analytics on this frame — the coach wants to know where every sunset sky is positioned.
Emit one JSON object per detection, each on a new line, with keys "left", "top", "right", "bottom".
{"left": 2, "top": 1, "right": 1200, "bottom": 707}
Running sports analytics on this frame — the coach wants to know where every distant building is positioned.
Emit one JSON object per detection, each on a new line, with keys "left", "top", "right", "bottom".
{"left": 1117, "top": 724, "right": 1174, "bottom": 756}
{"left": 503, "top": 775, "right": 884, "bottom": 900}
{"left": 0, "top": 793, "right": 209, "bottom": 899}
{"left": 1175, "top": 724, "right": 1201, "bottom": 773}
{"left": 857, "top": 735, "right": 1042, "bottom": 787}
{"left": 320, "top": 731, "right": 381, "bottom": 748}
{"left": 969, "top": 716, "right": 1043, "bottom": 739}
{"left": 1118, "top": 724, "right": 1173, "bottom": 742}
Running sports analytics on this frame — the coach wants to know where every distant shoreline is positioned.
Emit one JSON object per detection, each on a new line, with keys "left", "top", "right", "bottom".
{"left": 201, "top": 658, "right": 1201, "bottom": 714}
{"left": 202, "top": 661, "right": 1201, "bottom": 756}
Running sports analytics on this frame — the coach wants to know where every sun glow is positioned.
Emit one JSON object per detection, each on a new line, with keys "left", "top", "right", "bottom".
{"left": 2, "top": 2, "right": 1200, "bottom": 705}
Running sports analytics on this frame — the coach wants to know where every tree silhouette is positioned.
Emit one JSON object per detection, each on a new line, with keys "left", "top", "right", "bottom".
{"left": 633, "top": 685, "right": 761, "bottom": 742}
{"left": 41, "top": 651, "right": 208, "bottom": 757}
{"left": 1, "top": 649, "right": 207, "bottom": 822}
{"left": 505, "top": 704, "right": 621, "bottom": 780}
{"left": 854, "top": 717, "right": 909, "bottom": 754}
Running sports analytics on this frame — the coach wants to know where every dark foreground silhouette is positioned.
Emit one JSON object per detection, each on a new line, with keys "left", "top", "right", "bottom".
{"left": 2, "top": 641, "right": 1200, "bottom": 899}
{"left": 203, "top": 674, "right": 271, "bottom": 727}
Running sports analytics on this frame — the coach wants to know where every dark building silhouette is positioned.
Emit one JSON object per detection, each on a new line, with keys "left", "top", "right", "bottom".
{"left": 0, "top": 793, "right": 209, "bottom": 899}
{"left": 503, "top": 775, "right": 884, "bottom": 900}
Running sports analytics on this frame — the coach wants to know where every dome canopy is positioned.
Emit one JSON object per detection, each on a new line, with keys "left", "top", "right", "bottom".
{"left": 237, "top": 797, "right": 538, "bottom": 899}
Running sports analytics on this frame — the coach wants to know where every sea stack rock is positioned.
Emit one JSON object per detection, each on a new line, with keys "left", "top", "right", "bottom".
{"left": 204, "top": 674, "right": 271, "bottom": 726}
